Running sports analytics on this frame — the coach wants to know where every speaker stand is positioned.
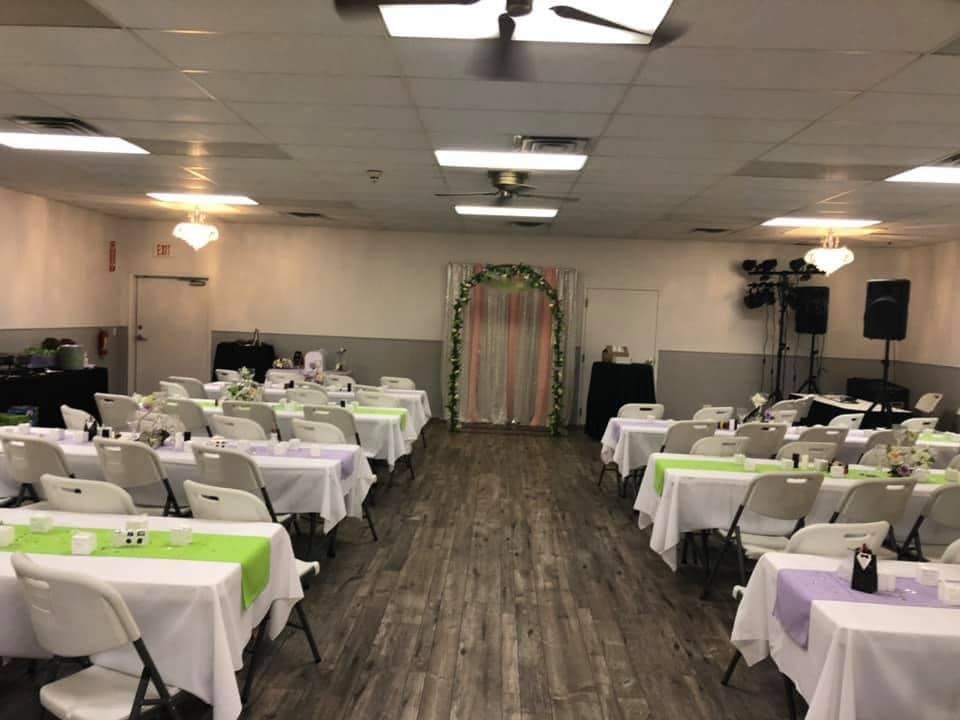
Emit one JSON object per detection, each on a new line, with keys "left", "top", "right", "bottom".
{"left": 770, "top": 279, "right": 791, "bottom": 402}
{"left": 796, "top": 334, "right": 821, "bottom": 394}
{"left": 864, "top": 339, "right": 894, "bottom": 427}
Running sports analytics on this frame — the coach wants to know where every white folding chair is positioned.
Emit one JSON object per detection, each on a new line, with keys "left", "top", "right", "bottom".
{"left": 861, "top": 430, "right": 906, "bottom": 458}
{"left": 797, "top": 426, "right": 849, "bottom": 446}
{"left": 617, "top": 403, "right": 665, "bottom": 419}
{"left": 690, "top": 436, "right": 749, "bottom": 457}
{"left": 915, "top": 392, "right": 944, "bottom": 415}
{"left": 776, "top": 441, "right": 838, "bottom": 464}
{"left": 60, "top": 404, "right": 92, "bottom": 431}
{"left": 182, "top": 480, "right": 321, "bottom": 698}
{"left": 93, "top": 437, "right": 183, "bottom": 516}
{"left": 900, "top": 417, "right": 939, "bottom": 432}
{"left": 210, "top": 414, "right": 267, "bottom": 441}
{"left": 693, "top": 406, "right": 734, "bottom": 422}
{"left": 662, "top": 421, "right": 716, "bottom": 454}
{"left": 829, "top": 478, "right": 917, "bottom": 555}
{"left": 950, "top": 454, "right": 960, "bottom": 470}
{"left": 356, "top": 389, "right": 400, "bottom": 408}
{"left": 11, "top": 553, "right": 182, "bottom": 720}
{"left": 303, "top": 406, "right": 362, "bottom": 448}
{"left": 858, "top": 445, "right": 891, "bottom": 467}
{"left": 735, "top": 423, "right": 787, "bottom": 459}
{"left": 222, "top": 400, "right": 279, "bottom": 439}
{"left": 770, "top": 399, "right": 802, "bottom": 413}
{"left": 215, "top": 369, "right": 241, "bottom": 381}
{"left": 1, "top": 435, "right": 71, "bottom": 506}
{"left": 167, "top": 376, "right": 207, "bottom": 399}
{"left": 94, "top": 393, "right": 139, "bottom": 431}
{"left": 828, "top": 413, "right": 864, "bottom": 429}
{"left": 785, "top": 521, "right": 890, "bottom": 557}
{"left": 323, "top": 375, "right": 355, "bottom": 391}
{"left": 285, "top": 388, "right": 330, "bottom": 406}
{"left": 158, "top": 381, "right": 189, "bottom": 399}
{"left": 266, "top": 369, "right": 302, "bottom": 385}
{"left": 290, "top": 418, "right": 347, "bottom": 444}
{"left": 41, "top": 474, "right": 137, "bottom": 515}
{"left": 189, "top": 445, "right": 281, "bottom": 522}
{"left": 162, "top": 399, "right": 211, "bottom": 437}
{"left": 768, "top": 409, "right": 798, "bottom": 425}
{"left": 380, "top": 376, "right": 416, "bottom": 390}
{"left": 942, "top": 538, "right": 960, "bottom": 564}
{"left": 293, "top": 381, "right": 327, "bottom": 392}
{"left": 900, "top": 485, "right": 960, "bottom": 561}
{"left": 702, "top": 471, "right": 824, "bottom": 598}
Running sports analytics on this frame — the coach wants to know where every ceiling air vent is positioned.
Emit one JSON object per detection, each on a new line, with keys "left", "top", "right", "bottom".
{"left": 933, "top": 151, "right": 960, "bottom": 166}
{"left": 513, "top": 135, "right": 590, "bottom": 155}
{"left": 692, "top": 227, "right": 730, "bottom": 234}
{"left": 9, "top": 116, "right": 102, "bottom": 135}
{"left": 511, "top": 221, "right": 547, "bottom": 228}
{"left": 286, "top": 211, "right": 332, "bottom": 219}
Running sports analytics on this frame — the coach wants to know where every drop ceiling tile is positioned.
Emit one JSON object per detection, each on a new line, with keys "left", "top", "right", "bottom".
{"left": 137, "top": 31, "right": 400, "bottom": 76}
{"left": 788, "top": 119, "right": 960, "bottom": 148}
{"left": 393, "top": 38, "right": 645, "bottom": 83}
{"left": 873, "top": 55, "right": 960, "bottom": 94}
{"left": 234, "top": 103, "right": 421, "bottom": 129}
{"left": 408, "top": 79, "right": 625, "bottom": 113}
{"left": 586, "top": 146, "right": 762, "bottom": 175}
{"left": 191, "top": 72, "right": 410, "bottom": 104}
{"left": 825, "top": 91, "right": 960, "bottom": 123}
{"left": 92, "top": 119, "right": 265, "bottom": 143}
{"left": 259, "top": 126, "right": 430, "bottom": 148}
{"left": 761, "top": 143, "right": 946, "bottom": 166}
{"left": 0, "top": 0, "right": 119, "bottom": 28}
{"left": 0, "top": 92, "right": 70, "bottom": 116}
{"left": 594, "top": 137, "right": 772, "bottom": 162}
{"left": 605, "top": 115, "right": 806, "bottom": 143}
{"left": 0, "top": 27, "right": 170, "bottom": 68}
{"left": 281, "top": 145, "right": 434, "bottom": 167}
{"left": 619, "top": 86, "right": 858, "bottom": 120}
{"left": 419, "top": 108, "right": 610, "bottom": 137}
{"left": 37, "top": 95, "right": 241, "bottom": 123}
{"left": 0, "top": 66, "right": 205, "bottom": 98}
{"left": 635, "top": 47, "right": 916, "bottom": 91}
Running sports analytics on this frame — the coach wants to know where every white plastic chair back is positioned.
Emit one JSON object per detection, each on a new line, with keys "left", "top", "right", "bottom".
{"left": 949, "top": 454, "right": 960, "bottom": 471}
{"left": 661, "top": 421, "right": 716, "bottom": 454}
{"left": 293, "top": 381, "right": 326, "bottom": 391}
{"left": 1, "top": 436, "right": 70, "bottom": 488}
{"left": 291, "top": 418, "right": 347, "bottom": 444}
{"left": 93, "top": 438, "right": 164, "bottom": 490}
{"left": 785, "top": 521, "right": 890, "bottom": 556}
{"left": 859, "top": 446, "right": 890, "bottom": 467}
{"left": 915, "top": 392, "right": 944, "bottom": 414}
{"left": 215, "top": 369, "right": 241, "bottom": 381}
{"left": 41, "top": 474, "right": 137, "bottom": 515}
{"left": 162, "top": 399, "right": 209, "bottom": 437}
{"left": 690, "top": 436, "right": 749, "bottom": 457}
{"left": 167, "top": 376, "right": 206, "bottom": 399}
{"left": 834, "top": 478, "right": 917, "bottom": 524}
{"left": 923, "top": 485, "right": 960, "bottom": 530}
{"left": 304, "top": 405, "right": 359, "bottom": 445}
{"left": 618, "top": 403, "right": 665, "bottom": 419}
{"left": 743, "top": 472, "right": 824, "bottom": 520}
{"left": 829, "top": 413, "right": 864, "bottom": 429}
{"left": 94, "top": 393, "right": 139, "bottom": 430}
{"left": 190, "top": 444, "right": 264, "bottom": 496}
{"left": 381, "top": 376, "right": 416, "bottom": 390}
{"left": 692, "top": 406, "right": 734, "bottom": 422}
{"left": 323, "top": 375, "right": 355, "bottom": 390}
{"left": 735, "top": 423, "right": 787, "bottom": 459}
{"left": 900, "top": 417, "right": 938, "bottom": 432}
{"left": 184, "top": 480, "right": 272, "bottom": 523}
{"left": 304, "top": 350, "right": 325, "bottom": 374}
{"left": 60, "top": 404, "right": 92, "bottom": 430}
{"left": 795, "top": 395, "right": 814, "bottom": 419}
{"left": 221, "top": 400, "right": 278, "bottom": 438}
{"left": 356, "top": 389, "right": 400, "bottom": 408}
{"left": 286, "top": 388, "right": 330, "bottom": 406}
{"left": 942, "top": 538, "right": 960, "bottom": 564}
{"left": 776, "top": 441, "right": 838, "bottom": 463}
{"left": 769, "top": 409, "right": 798, "bottom": 425}
{"left": 798, "top": 426, "right": 849, "bottom": 446}
{"left": 210, "top": 414, "right": 267, "bottom": 441}
{"left": 770, "top": 399, "right": 801, "bottom": 413}
{"left": 266, "top": 369, "right": 302, "bottom": 385}
{"left": 863, "top": 430, "right": 900, "bottom": 452}
{"left": 11, "top": 553, "right": 141, "bottom": 658}
{"left": 158, "top": 381, "right": 188, "bottom": 398}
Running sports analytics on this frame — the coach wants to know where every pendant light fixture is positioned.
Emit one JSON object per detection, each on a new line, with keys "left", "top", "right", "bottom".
{"left": 173, "top": 208, "right": 219, "bottom": 251}
{"left": 804, "top": 231, "right": 854, "bottom": 276}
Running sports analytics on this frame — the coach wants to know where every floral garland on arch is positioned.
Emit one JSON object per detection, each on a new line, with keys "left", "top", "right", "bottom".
{"left": 447, "top": 263, "right": 566, "bottom": 436}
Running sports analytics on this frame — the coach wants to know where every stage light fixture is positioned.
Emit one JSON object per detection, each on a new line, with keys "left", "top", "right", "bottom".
{"left": 759, "top": 259, "right": 778, "bottom": 273}
{"left": 742, "top": 259, "right": 757, "bottom": 272}
{"left": 789, "top": 258, "right": 806, "bottom": 272}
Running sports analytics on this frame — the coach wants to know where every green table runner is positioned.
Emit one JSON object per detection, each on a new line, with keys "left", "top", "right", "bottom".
{"left": 918, "top": 431, "right": 960, "bottom": 446}
{"left": 353, "top": 406, "right": 407, "bottom": 430}
{"left": 6, "top": 526, "right": 271, "bottom": 609}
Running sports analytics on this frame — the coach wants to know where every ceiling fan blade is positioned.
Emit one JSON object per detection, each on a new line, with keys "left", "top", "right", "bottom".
{"left": 469, "top": 13, "right": 532, "bottom": 81}
{"left": 550, "top": 6, "right": 687, "bottom": 47}
{"left": 334, "top": 0, "right": 480, "bottom": 19}
{"left": 521, "top": 193, "right": 580, "bottom": 202}
{"left": 434, "top": 191, "right": 499, "bottom": 198}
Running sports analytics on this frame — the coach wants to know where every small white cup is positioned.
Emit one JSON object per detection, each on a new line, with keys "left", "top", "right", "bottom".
{"left": 915, "top": 468, "right": 930, "bottom": 483}
{"left": 733, "top": 453, "right": 746, "bottom": 464}
{"left": 29, "top": 513, "right": 53, "bottom": 534}
{"left": 878, "top": 573, "right": 896, "bottom": 592}
{"left": 781, "top": 458, "right": 793, "bottom": 468}
{"left": 830, "top": 464, "right": 845, "bottom": 478}
{"left": 938, "top": 580, "right": 960, "bottom": 606}
{"left": 917, "top": 565, "right": 940, "bottom": 586}
{"left": 274, "top": 441, "right": 289, "bottom": 456}
{"left": 173, "top": 432, "right": 185, "bottom": 451}
{"left": 743, "top": 459, "right": 757, "bottom": 472}
{"left": 288, "top": 438, "right": 301, "bottom": 449}
{"left": 71, "top": 531, "right": 97, "bottom": 556}
{"left": 0, "top": 525, "right": 15, "bottom": 547}
{"left": 946, "top": 468, "right": 960, "bottom": 484}
{"left": 17, "top": 422, "right": 31, "bottom": 434}
{"left": 800, "top": 454, "right": 810, "bottom": 469}
{"left": 169, "top": 525, "right": 192, "bottom": 547}
{"left": 310, "top": 444, "right": 323, "bottom": 458}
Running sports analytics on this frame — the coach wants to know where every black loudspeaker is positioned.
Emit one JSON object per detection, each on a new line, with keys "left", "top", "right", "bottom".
{"left": 864, "top": 279, "right": 910, "bottom": 341}
{"left": 794, "top": 286, "right": 829, "bottom": 334}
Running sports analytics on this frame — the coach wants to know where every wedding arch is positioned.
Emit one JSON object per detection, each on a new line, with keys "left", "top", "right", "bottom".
{"left": 446, "top": 263, "right": 566, "bottom": 435}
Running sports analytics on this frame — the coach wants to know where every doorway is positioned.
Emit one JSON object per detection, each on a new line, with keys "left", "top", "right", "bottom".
{"left": 133, "top": 275, "right": 210, "bottom": 394}
{"left": 577, "top": 288, "right": 659, "bottom": 421}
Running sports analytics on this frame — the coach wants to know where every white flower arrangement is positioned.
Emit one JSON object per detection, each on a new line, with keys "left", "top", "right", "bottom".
{"left": 751, "top": 392, "right": 768, "bottom": 408}
{"left": 225, "top": 366, "right": 262, "bottom": 402}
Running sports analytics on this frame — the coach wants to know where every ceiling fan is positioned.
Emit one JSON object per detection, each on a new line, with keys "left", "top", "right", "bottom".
{"left": 333, "top": 0, "right": 687, "bottom": 80}
{"left": 435, "top": 169, "right": 579, "bottom": 203}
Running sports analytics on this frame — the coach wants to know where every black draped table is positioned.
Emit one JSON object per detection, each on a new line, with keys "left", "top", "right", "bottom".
{"left": 0, "top": 367, "right": 108, "bottom": 427}
{"left": 211, "top": 341, "right": 275, "bottom": 382}
{"left": 584, "top": 362, "right": 656, "bottom": 440}
{"left": 791, "top": 393, "right": 913, "bottom": 429}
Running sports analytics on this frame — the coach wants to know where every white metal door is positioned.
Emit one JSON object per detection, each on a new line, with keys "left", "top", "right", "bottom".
{"left": 134, "top": 276, "right": 210, "bottom": 394}
{"left": 578, "top": 288, "right": 659, "bottom": 420}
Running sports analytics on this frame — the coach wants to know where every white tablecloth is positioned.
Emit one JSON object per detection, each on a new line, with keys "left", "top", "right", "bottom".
{"left": 0, "top": 507, "right": 303, "bottom": 720}
{"left": 731, "top": 552, "right": 960, "bottom": 720}
{"left": 633, "top": 453, "right": 957, "bottom": 571}
{"left": 0, "top": 430, "right": 374, "bottom": 531}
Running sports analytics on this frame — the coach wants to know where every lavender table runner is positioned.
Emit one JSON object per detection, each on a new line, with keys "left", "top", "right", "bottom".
{"left": 247, "top": 445, "right": 355, "bottom": 476}
{"left": 772, "top": 569, "right": 954, "bottom": 648}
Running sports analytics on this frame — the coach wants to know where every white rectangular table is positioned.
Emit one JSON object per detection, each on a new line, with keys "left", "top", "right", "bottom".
{"left": 0, "top": 429, "right": 375, "bottom": 532}
{"left": 633, "top": 453, "right": 957, "bottom": 571}
{"left": 731, "top": 552, "right": 960, "bottom": 720}
{"left": 0, "top": 508, "right": 303, "bottom": 720}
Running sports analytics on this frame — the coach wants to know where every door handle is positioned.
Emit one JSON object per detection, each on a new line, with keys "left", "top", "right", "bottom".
{"left": 136, "top": 334, "right": 148, "bottom": 342}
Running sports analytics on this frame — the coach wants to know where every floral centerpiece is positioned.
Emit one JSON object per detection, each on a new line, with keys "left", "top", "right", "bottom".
{"left": 132, "top": 392, "right": 184, "bottom": 448}
{"left": 224, "top": 366, "right": 262, "bottom": 402}
{"left": 887, "top": 441, "right": 934, "bottom": 477}
{"left": 272, "top": 357, "right": 293, "bottom": 369}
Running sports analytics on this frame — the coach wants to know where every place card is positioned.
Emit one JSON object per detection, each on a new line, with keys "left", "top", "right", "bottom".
{"left": 0, "top": 525, "right": 14, "bottom": 547}
{"left": 71, "top": 531, "right": 97, "bottom": 555}
{"left": 917, "top": 566, "right": 940, "bottom": 586}
{"left": 29, "top": 513, "right": 53, "bottom": 534}
{"left": 169, "top": 525, "right": 193, "bottom": 547}
{"left": 938, "top": 580, "right": 960, "bottom": 605}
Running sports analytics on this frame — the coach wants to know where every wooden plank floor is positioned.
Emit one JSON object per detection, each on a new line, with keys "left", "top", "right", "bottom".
{"left": 0, "top": 427, "right": 790, "bottom": 719}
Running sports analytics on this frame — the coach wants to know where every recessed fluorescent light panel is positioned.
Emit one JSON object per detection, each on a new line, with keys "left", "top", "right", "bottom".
{"left": 455, "top": 205, "right": 558, "bottom": 218}
{"left": 762, "top": 217, "right": 881, "bottom": 229}
{"left": 0, "top": 133, "right": 148, "bottom": 154}
{"left": 885, "top": 166, "right": 960, "bottom": 184}
{"left": 147, "top": 193, "right": 258, "bottom": 206}
{"left": 381, "top": 0, "right": 673, "bottom": 43}
{"left": 436, "top": 150, "right": 586, "bottom": 171}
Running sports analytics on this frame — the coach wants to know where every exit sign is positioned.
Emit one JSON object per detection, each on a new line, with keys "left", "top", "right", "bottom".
{"left": 154, "top": 242, "right": 174, "bottom": 257}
